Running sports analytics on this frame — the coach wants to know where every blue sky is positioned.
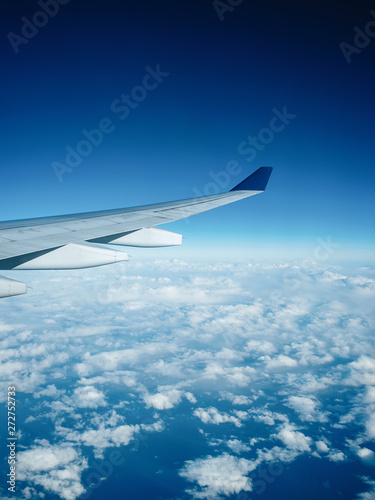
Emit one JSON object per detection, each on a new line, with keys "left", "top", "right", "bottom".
{"left": 0, "top": 1, "right": 374, "bottom": 261}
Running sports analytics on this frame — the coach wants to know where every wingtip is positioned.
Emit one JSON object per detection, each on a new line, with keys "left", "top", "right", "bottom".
{"left": 230, "top": 166, "right": 273, "bottom": 192}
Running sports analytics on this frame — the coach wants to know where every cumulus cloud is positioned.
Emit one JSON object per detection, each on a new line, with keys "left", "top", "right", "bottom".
{"left": 34, "top": 384, "right": 65, "bottom": 399}
{"left": 17, "top": 440, "right": 88, "bottom": 500}
{"left": 194, "top": 407, "right": 244, "bottom": 428}
{"left": 286, "top": 395, "right": 329, "bottom": 422}
{"left": 226, "top": 439, "right": 251, "bottom": 454}
{"left": 77, "top": 371, "right": 137, "bottom": 388}
{"left": 275, "top": 423, "right": 312, "bottom": 453}
{"left": 75, "top": 343, "right": 178, "bottom": 377}
{"left": 346, "top": 357, "right": 375, "bottom": 387}
{"left": 356, "top": 478, "right": 375, "bottom": 500}
{"left": 328, "top": 451, "right": 346, "bottom": 462}
{"left": 219, "top": 392, "right": 254, "bottom": 405}
{"left": 202, "top": 362, "right": 256, "bottom": 387}
{"left": 245, "top": 340, "right": 276, "bottom": 356}
{"left": 364, "top": 387, "right": 375, "bottom": 404}
{"left": 144, "top": 388, "right": 183, "bottom": 410}
{"left": 1, "top": 260, "right": 374, "bottom": 499}
{"left": 179, "top": 453, "right": 256, "bottom": 498}
{"left": 262, "top": 354, "right": 298, "bottom": 370}
{"left": 186, "top": 392, "right": 198, "bottom": 404}
{"left": 316, "top": 440, "right": 330, "bottom": 453}
{"left": 357, "top": 448, "right": 375, "bottom": 465}
{"left": 365, "top": 413, "right": 375, "bottom": 439}
{"left": 142, "top": 386, "right": 197, "bottom": 410}
{"left": 71, "top": 386, "right": 107, "bottom": 408}
{"left": 57, "top": 422, "right": 140, "bottom": 458}
{"left": 254, "top": 413, "right": 276, "bottom": 426}
{"left": 249, "top": 409, "right": 288, "bottom": 426}
{"left": 22, "top": 486, "right": 44, "bottom": 499}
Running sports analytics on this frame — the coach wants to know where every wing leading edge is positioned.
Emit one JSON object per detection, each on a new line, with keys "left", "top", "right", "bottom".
{"left": 0, "top": 167, "right": 273, "bottom": 296}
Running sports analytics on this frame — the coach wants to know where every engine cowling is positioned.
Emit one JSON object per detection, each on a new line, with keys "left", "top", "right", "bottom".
{"left": 106, "top": 227, "right": 182, "bottom": 247}
{"left": 13, "top": 243, "right": 129, "bottom": 270}
{"left": 0, "top": 276, "right": 27, "bottom": 297}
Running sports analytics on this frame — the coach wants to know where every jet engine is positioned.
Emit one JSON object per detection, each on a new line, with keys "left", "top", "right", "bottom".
{"left": 0, "top": 276, "right": 27, "bottom": 297}
{"left": 102, "top": 227, "right": 182, "bottom": 247}
{"left": 13, "top": 242, "right": 129, "bottom": 270}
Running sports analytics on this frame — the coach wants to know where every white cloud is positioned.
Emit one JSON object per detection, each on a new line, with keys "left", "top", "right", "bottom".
{"left": 356, "top": 478, "right": 375, "bottom": 500}
{"left": 71, "top": 386, "right": 107, "bottom": 409}
{"left": 140, "top": 419, "right": 164, "bottom": 433}
{"left": 262, "top": 354, "right": 298, "bottom": 370}
{"left": 186, "top": 392, "right": 198, "bottom": 404}
{"left": 316, "top": 440, "right": 329, "bottom": 453}
{"left": 35, "top": 384, "right": 64, "bottom": 399}
{"left": 253, "top": 413, "right": 276, "bottom": 426}
{"left": 21, "top": 486, "right": 44, "bottom": 499}
{"left": 328, "top": 451, "right": 346, "bottom": 462}
{"left": 226, "top": 439, "right": 251, "bottom": 454}
{"left": 245, "top": 340, "right": 276, "bottom": 356}
{"left": 275, "top": 423, "right": 312, "bottom": 453}
{"left": 144, "top": 389, "right": 183, "bottom": 410}
{"left": 17, "top": 441, "right": 88, "bottom": 500}
{"left": 1, "top": 260, "right": 375, "bottom": 500}
{"left": 142, "top": 387, "right": 196, "bottom": 410}
{"left": 256, "top": 445, "right": 304, "bottom": 464}
{"left": 219, "top": 392, "right": 254, "bottom": 405}
{"left": 75, "top": 343, "right": 178, "bottom": 377}
{"left": 57, "top": 422, "right": 140, "bottom": 458}
{"left": 179, "top": 453, "right": 256, "bottom": 498}
{"left": 286, "top": 395, "right": 328, "bottom": 422}
{"left": 249, "top": 409, "right": 288, "bottom": 426}
{"left": 202, "top": 363, "right": 256, "bottom": 387}
{"left": 346, "top": 357, "right": 375, "bottom": 387}
{"left": 357, "top": 448, "right": 375, "bottom": 465}
{"left": 365, "top": 413, "right": 375, "bottom": 439}
{"left": 77, "top": 371, "right": 137, "bottom": 388}
{"left": 364, "top": 387, "right": 375, "bottom": 404}
{"left": 216, "top": 348, "right": 244, "bottom": 362}
{"left": 194, "top": 407, "right": 244, "bottom": 428}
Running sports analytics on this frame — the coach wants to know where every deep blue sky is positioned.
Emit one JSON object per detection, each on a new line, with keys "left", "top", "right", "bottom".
{"left": 1, "top": 0, "right": 374, "bottom": 260}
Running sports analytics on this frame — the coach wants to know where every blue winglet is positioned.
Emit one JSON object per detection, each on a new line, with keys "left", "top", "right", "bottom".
{"left": 230, "top": 167, "right": 273, "bottom": 192}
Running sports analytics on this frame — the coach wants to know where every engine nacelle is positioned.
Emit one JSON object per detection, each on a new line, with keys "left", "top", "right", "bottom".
{"left": 13, "top": 243, "right": 129, "bottom": 270}
{"left": 107, "top": 227, "right": 182, "bottom": 247}
{"left": 0, "top": 276, "right": 27, "bottom": 297}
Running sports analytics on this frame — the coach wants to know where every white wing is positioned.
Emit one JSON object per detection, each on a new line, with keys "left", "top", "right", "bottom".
{"left": 0, "top": 167, "right": 273, "bottom": 297}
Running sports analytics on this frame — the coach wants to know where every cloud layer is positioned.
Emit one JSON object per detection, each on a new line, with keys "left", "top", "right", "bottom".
{"left": 0, "top": 259, "right": 374, "bottom": 499}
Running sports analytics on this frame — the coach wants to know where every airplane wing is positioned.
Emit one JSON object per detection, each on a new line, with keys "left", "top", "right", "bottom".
{"left": 0, "top": 166, "right": 273, "bottom": 297}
